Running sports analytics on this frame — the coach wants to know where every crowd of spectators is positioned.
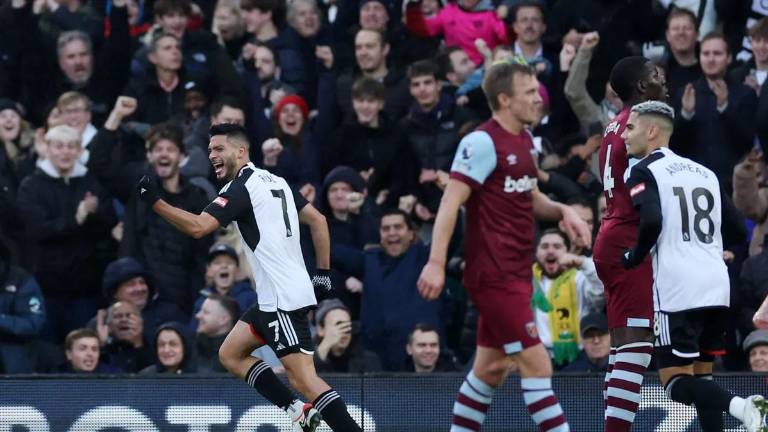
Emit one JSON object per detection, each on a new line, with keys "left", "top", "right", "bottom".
{"left": 1, "top": 0, "right": 768, "bottom": 375}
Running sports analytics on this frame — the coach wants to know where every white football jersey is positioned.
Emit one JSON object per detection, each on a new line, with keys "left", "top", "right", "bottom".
{"left": 629, "top": 148, "right": 729, "bottom": 313}
{"left": 205, "top": 163, "right": 316, "bottom": 312}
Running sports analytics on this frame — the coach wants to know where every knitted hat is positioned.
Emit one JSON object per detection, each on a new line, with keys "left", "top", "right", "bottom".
{"left": 273, "top": 94, "right": 309, "bottom": 124}
{"left": 0, "top": 99, "right": 23, "bottom": 117}
{"left": 315, "top": 299, "right": 349, "bottom": 326}
{"left": 744, "top": 329, "right": 768, "bottom": 353}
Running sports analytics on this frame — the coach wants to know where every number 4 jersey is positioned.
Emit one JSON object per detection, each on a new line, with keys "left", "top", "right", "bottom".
{"left": 626, "top": 147, "right": 729, "bottom": 313}
{"left": 594, "top": 108, "right": 639, "bottom": 263}
{"left": 204, "top": 162, "right": 316, "bottom": 313}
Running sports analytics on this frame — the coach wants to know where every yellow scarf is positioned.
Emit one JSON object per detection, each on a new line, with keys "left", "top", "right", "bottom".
{"left": 532, "top": 263, "right": 580, "bottom": 366}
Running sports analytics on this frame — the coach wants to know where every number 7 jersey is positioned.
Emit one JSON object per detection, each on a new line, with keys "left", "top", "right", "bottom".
{"left": 203, "top": 162, "right": 316, "bottom": 313}
{"left": 594, "top": 108, "right": 639, "bottom": 262}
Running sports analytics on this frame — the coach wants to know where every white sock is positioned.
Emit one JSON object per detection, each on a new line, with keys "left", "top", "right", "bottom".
{"left": 728, "top": 396, "right": 746, "bottom": 421}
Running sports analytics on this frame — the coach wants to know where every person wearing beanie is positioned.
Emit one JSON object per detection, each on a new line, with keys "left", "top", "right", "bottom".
{"left": 318, "top": 166, "right": 379, "bottom": 318}
{"left": 251, "top": 52, "right": 337, "bottom": 201}
{"left": 313, "top": 299, "right": 382, "bottom": 373}
{"left": 744, "top": 329, "right": 768, "bottom": 372}
{"left": 92, "top": 256, "right": 187, "bottom": 342}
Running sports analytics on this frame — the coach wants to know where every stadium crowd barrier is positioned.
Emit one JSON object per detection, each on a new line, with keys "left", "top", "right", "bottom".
{"left": 1, "top": 373, "right": 766, "bottom": 431}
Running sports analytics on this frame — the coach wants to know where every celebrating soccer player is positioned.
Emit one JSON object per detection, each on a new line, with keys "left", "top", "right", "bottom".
{"left": 136, "top": 124, "right": 361, "bottom": 432}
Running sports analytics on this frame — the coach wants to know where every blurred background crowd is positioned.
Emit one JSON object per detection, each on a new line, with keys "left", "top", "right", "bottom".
{"left": 1, "top": 0, "right": 768, "bottom": 377}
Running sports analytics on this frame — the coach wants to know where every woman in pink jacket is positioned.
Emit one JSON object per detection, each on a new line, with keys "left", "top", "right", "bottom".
{"left": 405, "top": 0, "right": 508, "bottom": 65}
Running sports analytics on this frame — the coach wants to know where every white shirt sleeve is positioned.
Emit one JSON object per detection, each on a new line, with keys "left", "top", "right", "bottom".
{"left": 450, "top": 131, "right": 497, "bottom": 186}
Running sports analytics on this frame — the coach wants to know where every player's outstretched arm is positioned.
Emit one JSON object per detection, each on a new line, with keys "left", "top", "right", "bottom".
{"left": 136, "top": 175, "right": 220, "bottom": 239}
{"left": 298, "top": 203, "right": 330, "bottom": 270}
{"left": 418, "top": 179, "right": 471, "bottom": 301}
{"left": 532, "top": 188, "right": 592, "bottom": 249}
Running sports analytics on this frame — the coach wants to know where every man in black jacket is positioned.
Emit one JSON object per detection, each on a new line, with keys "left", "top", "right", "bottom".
{"left": 17, "top": 125, "right": 117, "bottom": 343}
{"left": 130, "top": 0, "right": 243, "bottom": 104}
{"left": 101, "top": 301, "right": 154, "bottom": 373}
{"left": 398, "top": 60, "right": 474, "bottom": 222}
{"left": 98, "top": 256, "right": 187, "bottom": 341}
{"left": 88, "top": 98, "right": 212, "bottom": 312}
{"left": 671, "top": 32, "right": 758, "bottom": 191}
{"left": 335, "top": 28, "right": 411, "bottom": 122}
{"left": 326, "top": 77, "right": 406, "bottom": 198}
{"left": 11, "top": 0, "right": 131, "bottom": 125}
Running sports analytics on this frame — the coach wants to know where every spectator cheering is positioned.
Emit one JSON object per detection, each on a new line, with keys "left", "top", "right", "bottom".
{"left": 101, "top": 301, "right": 154, "bottom": 373}
{"left": 190, "top": 243, "right": 257, "bottom": 332}
{"left": 59, "top": 328, "right": 120, "bottom": 373}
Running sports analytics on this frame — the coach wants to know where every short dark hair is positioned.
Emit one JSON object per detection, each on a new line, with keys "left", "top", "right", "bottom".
{"left": 356, "top": 28, "right": 386, "bottom": 47}
{"left": 351, "top": 77, "right": 386, "bottom": 101}
{"left": 407, "top": 59, "right": 440, "bottom": 81}
{"left": 701, "top": 31, "right": 730, "bottom": 54}
{"left": 666, "top": 7, "right": 697, "bottom": 30}
{"left": 146, "top": 122, "right": 184, "bottom": 153}
{"left": 435, "top": 46, "right": 465, "bottom": 77}
{"left": 407, "top": 323, "right": 439, "bottom": 345}
{"left": 750, "top": 18, "right": 768, "bottom": 40}
{"left": 252, "top": 40, "right": 279, "bottom": 64}
{"left": 482, "top": 62, "right": 535, "bottom": 111}
{"left": 206, "top": 293, "right": 240, "bottom": 325}
{"left": 511, "top": 0, "right": 545, "bottom": 23}
{"left": 380, "top": 208, "right": 415, "bottom": 231}
{"left": 537, "top": 228, "right": 570, "bottom": 250}
{"left": 608, "top": 56, "right": 651, "bottom": 103}
{"left": 565, "top": 196, "right": 594, "bottom": 211}
{"left": 65, "top": 327, "right": 100, "bottom": 351}
{"left": 154, "top": 0, "right": 192, "bottom": 17}
{"left": 240, "top": 0, "right": 285, "bottom": 24}
{"left": 209, "top": 123, "right": 250, "bottom": 147}
{"left": 210, "top": 97, "right": 245, "bottom": 118}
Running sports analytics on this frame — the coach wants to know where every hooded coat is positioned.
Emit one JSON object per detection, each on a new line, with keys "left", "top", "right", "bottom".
{"left": 16, "top": 160, "right": 117, "bottom": 298}
{"left": 100, "top": 257, "right": 188, "bottom": 341}
{"left": 140, "top": 322, "right": 197, "bottom": 374}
